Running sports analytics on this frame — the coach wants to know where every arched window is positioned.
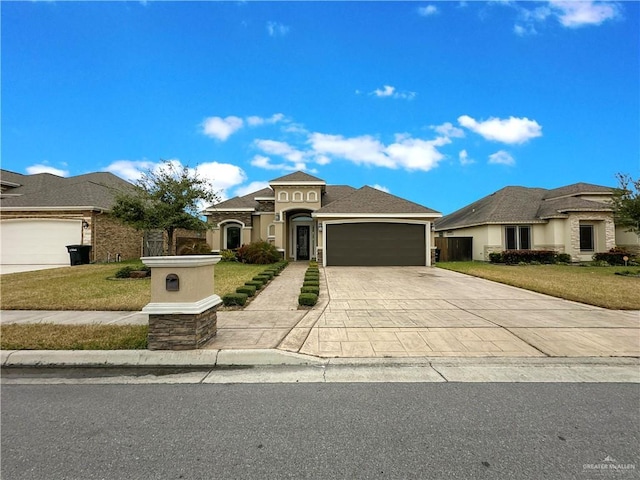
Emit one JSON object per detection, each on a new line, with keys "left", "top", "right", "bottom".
{"left": 224, "top": 223, "right": 242, "bottom": 250}
{"left": 267, "top": 224, "right": 276, "bottom": 237}
{"left": 292, "top": 191, "right": 303, "bottom": 202}
{"left": 307, "top": 191, "right": 318, "bottom": 202}
{"left": 278, "top": 191, "right": 289, "bottom": 202}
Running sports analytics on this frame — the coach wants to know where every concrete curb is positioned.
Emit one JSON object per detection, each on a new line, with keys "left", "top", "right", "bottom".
{"left": 2, "top": 348, "right": 638, "bottom": 369}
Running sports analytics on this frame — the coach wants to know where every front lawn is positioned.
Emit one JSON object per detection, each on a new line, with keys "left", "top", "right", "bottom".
{"left": 436, "top": 262, "right": 640, "bottom": 310}
{"left": 0, "top": 260, "right": 277, "bottom": 311}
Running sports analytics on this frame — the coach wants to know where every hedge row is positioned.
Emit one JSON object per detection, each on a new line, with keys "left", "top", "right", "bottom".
{"left": 489, "top": 250, "right": 570, "bottom": 265}
{"left": 221, "top": 261, "right": 289, "bottom": 306}
{"left": 299, "top": 261, "right": 320, "bottom": 307}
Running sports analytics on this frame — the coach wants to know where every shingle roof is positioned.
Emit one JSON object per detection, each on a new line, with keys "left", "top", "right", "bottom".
{"left": 269, "top": 171, "right": 326, "bottom": 183}
{"left": 321, "top": 185, "right": 356, "bottom": 207}
{"left": 0, "top": 169, "right": 136, "bottom": 210}
{"left": 314, "top": 186, "right": 440, "bottom": 215}
{"left": 207, "top": 187, "right": 273, "bottom": 210}
{"left": 435, "top": 183, "right": 614, "bottom": 230}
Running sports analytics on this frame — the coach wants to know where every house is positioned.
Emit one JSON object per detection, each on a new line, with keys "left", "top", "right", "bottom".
{"left": 433, "top": 182, "right": 639, "bottom": 262}
{"left": 0, "top": 169, "right": 143, "bottom": 273}
{"left": 204, "top": 171, "right": 441, "bottom": 266}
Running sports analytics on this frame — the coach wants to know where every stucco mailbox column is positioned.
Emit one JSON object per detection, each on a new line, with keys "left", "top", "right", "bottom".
{"left": 141, "top": 255, "right": 222, "bottom": 350}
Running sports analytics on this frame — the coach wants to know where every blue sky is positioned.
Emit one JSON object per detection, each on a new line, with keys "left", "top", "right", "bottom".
{"left": 2, "top": 1, "right": 638, "bottom": 215}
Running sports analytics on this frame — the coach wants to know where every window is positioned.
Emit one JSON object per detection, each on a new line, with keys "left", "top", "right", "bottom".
{"left": 278, "top": 191, "right": 289, "bottom": 202}
{"left": 505, "top": 225, "right": 531, "bottom": 250}
{"left": 580, "top": 224, "right": 594, "bottom": 251}
{"left": 292, "top": 191, "right": 303, "bottom": 202}
{"left": 225, "top": 224, "right": 241, "bottom": 250}
{"left": 307, "top": 191, "right": 318, "bottom": 202}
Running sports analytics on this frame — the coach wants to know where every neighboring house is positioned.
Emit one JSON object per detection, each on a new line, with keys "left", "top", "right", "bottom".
{"left": 434, "top": 182, "right": 639, "bottom": 262}
{"left": 204, "top": 171, "right": 441, "bottom": 266}
{"left": 0, "top": 169, "right": 143, "bottom": 273}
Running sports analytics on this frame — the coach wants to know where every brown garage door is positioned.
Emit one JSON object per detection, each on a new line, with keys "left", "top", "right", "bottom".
{"left": 326, "top": 222, "right": 426, "bottom": 266}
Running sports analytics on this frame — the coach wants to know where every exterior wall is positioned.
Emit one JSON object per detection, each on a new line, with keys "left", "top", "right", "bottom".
{"left": 206, "top": 211, "right": 253, "bottom": 252}
{"left": 439, "top": 225, "right": 490, "bottom": 261}
{"left": 567, "top": 212, "right": 615, "bottom": 262}
{"left": 273, "top": 185, "right": 322, "bottom": 216}
{"left": 615, "top": 227, "right": 640, "bottom": 256}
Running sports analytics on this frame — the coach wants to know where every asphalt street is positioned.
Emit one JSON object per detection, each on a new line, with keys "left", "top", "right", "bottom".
{"left": 2, "top": 383, "right": 639, "bottom": 480}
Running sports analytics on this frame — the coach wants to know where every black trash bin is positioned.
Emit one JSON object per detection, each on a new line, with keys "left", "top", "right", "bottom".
{"left": 434, "top": 248, "right": 441, "bottom": 263}
{"left": 66, "top": 245, "right": 92, "bottom": 266}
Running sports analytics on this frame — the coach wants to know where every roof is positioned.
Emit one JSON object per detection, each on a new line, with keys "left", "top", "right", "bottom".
{"left": 208, "top": 187, "right": 274, "bottom": 211}
{"left": 435, "top": 183, "right": 613, "bottom": 230}
{"left": 269, "top": 171, "right": 326, "bottom": 184}
{"left": 314, "top": 186, "right": 440, "bottom": 216}
{"left": 0, "top": 169, "right": 136, "bottom": 211}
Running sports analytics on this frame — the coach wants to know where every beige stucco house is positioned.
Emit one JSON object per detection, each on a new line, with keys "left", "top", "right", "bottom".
{"left": 204, "top": 171, "right": 441, "bottom": 266}
{"left": 434, "top": 182, "right": 639, "bottom": 262}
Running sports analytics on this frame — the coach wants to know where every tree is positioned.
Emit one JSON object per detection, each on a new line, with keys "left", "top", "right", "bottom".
{"left": 611, "top": 173, "right": 640, "bottom": 237}
{"left": 111, "top": 161, "right": 220, "bottom": 255}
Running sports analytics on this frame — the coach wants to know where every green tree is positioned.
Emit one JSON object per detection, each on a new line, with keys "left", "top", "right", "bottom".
{"left": 111, "top": 161, "right": 220, "bottom": 255}
{"left": 611, "top": 173, "right": 640, "bottom": 237}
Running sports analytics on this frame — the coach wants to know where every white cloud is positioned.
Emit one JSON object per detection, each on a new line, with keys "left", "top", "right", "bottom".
{"left": 246, "top": 113, "right": 285, "bottom": 127}
{"left": 201, "top": 116, "right": 244, "bottom": 141}
{"left": 235, "top": 181, "right": 270, "bottom": 198}
{"left": 432, "top": 122, "right": 465, "bottom": 138}
{"left": 372, "top": 184, "right": 390, "bottom": 193}
{"left": 309, "top": 133, "right": 394, "bottom": 168}
{"left": 458, "top": 115, "right": 542, "bottom": 144}
{"left": 250, "top": 154, "right": 307, "bottom": 172}
{"left": 267, "top": 21, "right": 290, "bottom": 37}
{"left": 315, "top": 155, "right": 331, "bottom": 166}
{"left": 549, "top": 1, "right": 620, "bottom": 28}
{"left": 254, "top": 139, "right": 305, "bottom": 163}
{"left": 104, "top": 159, "right": 155, "bottom": 181}
{"left": 418, "top": 5, "right": 438, "bottom": 16}
{"left": 385, "top": 136, "right": 450, "bottom": 171}
{"left": 26, "top": 164, "right": 69, "bottom": 177}
{"left": 371, "top": 85, "right": 416, "bottom": 100}
{"left": 488, "top": 150, "right": 515, "bottom": 166}
{"left": 459, "top": 149, "right": 475, "bottom": 166}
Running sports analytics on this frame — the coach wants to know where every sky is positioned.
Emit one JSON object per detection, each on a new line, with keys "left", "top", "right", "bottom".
{"left": 2, "top": 0, "right": 638, "bottom": 215}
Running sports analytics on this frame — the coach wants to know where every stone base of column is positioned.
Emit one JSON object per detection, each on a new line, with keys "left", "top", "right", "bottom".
{"left": 148, "top": 306, "right": 218, "bottom": 350}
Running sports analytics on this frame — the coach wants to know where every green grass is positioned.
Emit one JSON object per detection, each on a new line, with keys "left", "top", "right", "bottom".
{"left": 0, "top": 324, "right": 148, "bottom": 350}
{"left": 0, "top": 260, "right": 280, "bottom": 311}
{"left": 437, "top": 261, "right": 640, "bottom": 310}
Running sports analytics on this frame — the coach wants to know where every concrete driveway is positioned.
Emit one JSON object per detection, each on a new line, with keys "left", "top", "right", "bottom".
{"left": 278, "top": 266, "right": 640, "bottom": 358}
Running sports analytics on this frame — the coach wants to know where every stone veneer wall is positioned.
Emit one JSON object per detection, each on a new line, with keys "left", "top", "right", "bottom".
{"left": 569, "top": 213, "right": 615, "bottom": 260}
{"left": 148, "top": 307, "right": 217, "bottom": 350}
{"left": 207, "top": 211, "right": 253, "bottom": 228}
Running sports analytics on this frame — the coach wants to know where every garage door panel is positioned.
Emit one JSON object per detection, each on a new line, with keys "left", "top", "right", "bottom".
{"left": 326, "top": 222, "right": 425, "bottom": 266}
{"left": 1, "top": 220, "right": 82, "bottom": 266}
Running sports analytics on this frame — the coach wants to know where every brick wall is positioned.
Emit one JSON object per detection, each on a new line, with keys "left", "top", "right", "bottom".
{"left": 94, "top": 214, "right": 143, "bottom": 262}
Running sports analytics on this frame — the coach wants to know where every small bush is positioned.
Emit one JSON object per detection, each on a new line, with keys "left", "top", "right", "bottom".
{"left": 591, "top": 260, "right": 611, "bottom": 267}
{"left": 239, "top": 241, "right": 281, "bottom": 264}
{"left": 236, "top": 285, "right": 256, "bottom": 297}
{"left": 593, "top": 247, "right": 634, "bottom": 266}
{"left": 304, "top": 273, "right": 319, "bottom": 280}
{"left": 502, "top": 250, "right": 556, "bottom": 265}
{"left": 555, "top": 253, "right": 572, "bottom": 264}
{"left": 245, "top": 280, "right": 264, "bottom": 289}
{"left": 301, "top": 286, "right": 319, "bottom": 295}
{"left": 488, "top": 252, "right": 503, "bottom": 264}
{"left": 222, "top": 293, "right": 248, "bottom": 306}
{"left": 219, "top": 250, "right": 238, "bottom": 262}
{"left": 298, "top": 293, "right": 318, "bottom": 307}
{"left": 259, "top": 271, "right": 274, "bottom": 279}
{"left": 303, "top": 280, "right": 320, "bottom": 287}
{"left": 114, "top": 265, "right": 149, "bottom": 278}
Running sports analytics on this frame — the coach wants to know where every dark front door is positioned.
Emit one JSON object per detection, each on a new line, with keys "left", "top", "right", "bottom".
{"left": 296, "top": 225, "right": 310, "bottom": 260}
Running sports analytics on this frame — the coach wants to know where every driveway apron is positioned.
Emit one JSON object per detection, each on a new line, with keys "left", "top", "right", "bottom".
{"left": 279, "top": 266, "right": 640, "bottom": 358}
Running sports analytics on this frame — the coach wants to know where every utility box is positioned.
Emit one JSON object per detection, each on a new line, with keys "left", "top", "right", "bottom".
{"left": 141, "top": 255, "right": 222, "bottom": 350}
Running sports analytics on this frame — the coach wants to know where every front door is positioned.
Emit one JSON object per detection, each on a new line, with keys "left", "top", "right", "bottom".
{"left": 296, "top": 225, "right": 310, "bottom": 260}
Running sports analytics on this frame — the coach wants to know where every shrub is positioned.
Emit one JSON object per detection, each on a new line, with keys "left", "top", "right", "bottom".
{"left": 245, "top": 280, "right": 263, "bottom": 289}
{"left": 303, "top": 280, "right": 320, "bottom": 287}
{"left": 114, "top": 266, "right": 136, "bottom": 278}
{"left": 219, "top": 249, "right": 238, "bottom": 262}
{"left": 259, "top": 271, "right": 274, "bottom": 279}
{"left": 488, "top": 252, "right": 503, "bottom": 264}
{"left": 301, "top": 286, "right": 319, "bottom": 295}
{"left": 222, "top": 293, "right": 248, "bottom": 306}
{"left": 555, "top": 253, "right": 572, "bottom": 264}
{"left": 591, "top": 260, "right": 611, "bottom": 267}
{"left": 501, "top": 250, "right": 556, "bottom": 265}
{"left": 239, "top": 241, "right": 281, "bottom": 264}
{"left": 251, "top": 276, "right": 267, "bottom": 285}
{"left": 593, "top": 247, "right": 634, "bottom": 266}
{"left": 236, "top": 285, "right": 256, "bottom": 297}
{"left": 298, "top": 293, "right": 318, "bottom": 307}
{"left": 304, "top": 273, "right": 319, "bottom": 280}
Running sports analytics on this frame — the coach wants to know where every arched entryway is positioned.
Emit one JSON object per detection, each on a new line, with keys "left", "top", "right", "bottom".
{"left": 286, "top": 210, "right": 315, "bottom": 261}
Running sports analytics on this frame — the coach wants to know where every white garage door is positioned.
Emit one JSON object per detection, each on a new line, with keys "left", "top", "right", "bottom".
{"left": 1, "top": 219, "right": 82, "bottom": 273}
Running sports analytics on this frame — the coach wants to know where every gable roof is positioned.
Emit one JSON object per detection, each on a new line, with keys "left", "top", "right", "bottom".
{"left": 207, "top": 187, "right": 274, "bottom": 211}
{"left": 435, "top": 183, "right": 613, "bottom": 230}
{"left": 314, "top": 186, "right": 440, "bottom": 216}
{"left": 0, "top": 169, "right": 136, "bottom": 211}
{"left": 269, "top": 171, "right": 326, "bottom": 184}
